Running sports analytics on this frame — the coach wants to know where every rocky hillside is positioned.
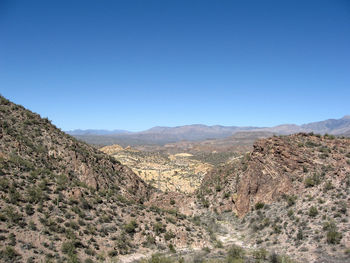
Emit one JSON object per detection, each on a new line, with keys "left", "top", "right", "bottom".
{"left": 198, "top": 133, "right": 350, "bottom": 262}
{"left": 0, "top": 96, "right": 210, "bottom": 263}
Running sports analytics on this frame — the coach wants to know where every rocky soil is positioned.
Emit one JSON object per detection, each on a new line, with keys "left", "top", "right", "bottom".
{"left": 1, "top": 94, "right": 350, "bottom": 263}
{"left": 198, "top": 133, "right": 350, "bottom": 262}
{"left": 0, "top": 96, "right": 210, "bottom": 263}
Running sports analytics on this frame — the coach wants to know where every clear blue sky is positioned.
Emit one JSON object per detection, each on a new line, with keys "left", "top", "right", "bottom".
{"left": 1, "top": 0, "right": 349, "bottom": 131}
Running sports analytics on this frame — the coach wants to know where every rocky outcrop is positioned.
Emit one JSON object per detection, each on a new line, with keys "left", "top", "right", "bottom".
{"left": 199, "top": 133, "right": 350, "bottom": 217}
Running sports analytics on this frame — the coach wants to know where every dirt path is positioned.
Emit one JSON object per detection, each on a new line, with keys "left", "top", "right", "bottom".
{"left": 216, "top": 221, "right": 254, "bottom": 250}
{"left": 118, "top": 221, "right": 251, "bottom": 263}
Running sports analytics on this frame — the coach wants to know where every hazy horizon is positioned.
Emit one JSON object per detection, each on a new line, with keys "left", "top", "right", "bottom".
{"left": 63, "top": 114, "right": 349, "bottom": 133}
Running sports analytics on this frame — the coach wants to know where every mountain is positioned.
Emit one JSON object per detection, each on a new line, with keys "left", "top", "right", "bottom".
{"left": 163, "top": 131, "right": 276, "bottom": 155}
{"left": 342, "top": 130, "right": 350, "bottom": 137}
{"left": 72, "top": 125, "right": 261, "bottom": 146}
{"left": 198, "top": 133, "right": 350, "bottom": 262}
{"left": 66, "top": 129, "right": 130, "bottom": 135}
{"left": 141, "top": 124, "right": 258, "bottom": 138}
{"left": 70, "top": 116, "right": 350, "bottom": 146}
{"left": 301, "top": 115, "right": 350, "bottom": 135}
{"left": 0, "top": 96, "right": 209, "bottom": 262}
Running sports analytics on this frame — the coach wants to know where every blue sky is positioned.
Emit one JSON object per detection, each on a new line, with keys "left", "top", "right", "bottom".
{"left": 1, "top": 0, "right": 349, "bottom": 131}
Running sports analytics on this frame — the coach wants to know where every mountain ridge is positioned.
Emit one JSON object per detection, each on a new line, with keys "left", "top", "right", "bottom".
{"left": 69, "top": 116, "right": 350, "bottom": 146}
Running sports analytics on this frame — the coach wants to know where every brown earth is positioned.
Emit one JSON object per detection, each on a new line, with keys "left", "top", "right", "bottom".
{"left": 198, "top": 133, "right": 350, "bottom": 262}
{"left": 0, "top": 96, "right": 210, "bottom": 263}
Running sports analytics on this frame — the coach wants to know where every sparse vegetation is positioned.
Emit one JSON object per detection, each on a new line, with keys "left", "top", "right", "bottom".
{"left": 1, "top": 96, "right": 349, "bottom": 262}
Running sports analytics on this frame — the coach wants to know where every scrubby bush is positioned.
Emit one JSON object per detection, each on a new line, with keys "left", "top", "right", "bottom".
{"left": 297, "top": 229, "right": 304, "bottom": 240}
{"left": 164, "top": 231, "right": 175, "bottom": 241}
{"left": 124, "top": 220, "right": 138, "bottom": 234}
{"left": 227, "top": 245, "right": 245, "bottom": 261}
{"left": 27, "top": 186, "right": 44, "bottom": 204}
{"left": 108, "top": 250, "right": 118, "bottom": 257}
{"left": 284, "top": 194, "right": 297, "bottom": 207}
{"left": 115, "top": 233, "right": 130, "bottom": 255}
{"left": 323, "top": 220, "right": 342, "bottom": 244}
{"left": 8, "top": 185, "right": 21, "bottom": 204}
{"left": 61, "top": 241, "right": 76, "bottom": 255}
{"left": 323, "top": 181, "right": 334, "bottom": 192}
{"left": 0, "top": 246, "right": 21, "bottom": 262}
{"left": 153, "top": 222, "right": 166, "bottom": 235}
{"left": 305, "top": 174, "right": 321, "bottom": 187}
{"left": 327, "top": 230, "right": 342, "bottom": 244}
{"left": 25, "top": 204, "right": 34, "bottom": 216}
{"left": 309, "top": 206, "right": 318, "bottom": 217}
{"left": 253, "top": 248, "right": 267, "bottom": 260}
{"left": 255, "top": 202, "right": 265, "bottom": 210}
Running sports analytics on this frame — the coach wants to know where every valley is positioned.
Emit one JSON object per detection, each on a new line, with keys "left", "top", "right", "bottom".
{"left": 1, "top": 96, "right": 350, "bottom": 263}
{"left": 99, "top": 144, "right": 241, "bottom": 194}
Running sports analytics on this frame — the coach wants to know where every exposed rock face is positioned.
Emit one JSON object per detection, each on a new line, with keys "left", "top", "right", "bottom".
{"left": 235, "top": 135, "right": 306, "bottom": 215}
{"left": 100, "top": 144, "right": 124, "bottom": 155}
{"left": 199, "top": 133, "right": 350, "bottom": 217}
{"left": 197, "top": 133, "right": 350, "bottom": 262}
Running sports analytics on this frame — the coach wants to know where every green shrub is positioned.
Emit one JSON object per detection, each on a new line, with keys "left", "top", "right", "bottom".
{"left": 168, "top": 243, "right": 176, "bottom": 253}
{"left": 201, "top": 199, "right": 209, "bottom": 208}
{"left": 253, "top": 248, "right": 267, "bottom": 260}
{"left": 8, "top": 185, "right": 21, "bottom": 204}
{"left": 153, "top": 222, "right": 166, "bottom": 235}
{"left": 27, "top": 186, "right": 44, "bottom": 204}
{"left": 3, "top": 206, "right": 23, "bottom": 224}
{"left": 323, "top": 220, "right": 342, "bottom": 244}
{"left": 297, "top": 229, "right": 304, "bottom": 240}
{"left": 255, "top": 202, "right": 265, "bottom": 210}
{"left": 284, "top": 195, "right": 297, "bottom": 207}
{"left": 56, "top": 174, "right": 68, "bottom": 190}
{"left": 164, "top": 231, "right": 175, "bottom": 241}
{"left": 0, "top": 178, "right": 9, "bottom": 192}
{"left": 108, "top": 250, "right": 118, "bottom": 257}
{"left": 305, "top": 174, "right": 321, "bottom": 187}
{"left": 323, "top": 180, "right": 334, "bottom": 192}
{"left": 327, "top": 230, "right": 342, "bottom": 244}
{"left": 309, "top": 206, "right": 318, "bottom": 217}
{"left": 124, "top": 220, "right": 138, "bottom": 234}
{"left": 61, "top": 241, "right": 76, "bottom": 255}
{"left": 227, "top": 245, "right": 245, "bottom": 260}
{"left": 25, "top": 204, "right": 35, "bottom": 216}
{"left": 287, "top": 209, "right": 294, "bottom": 218}
{"left": 269, "top": 252, "right": 280, "bottom": 263}
{"left": 115, "top": 233, "right": 130, "bottom": 255}
{"left": 0, "top": 246, "right": 21, "bottom": 262}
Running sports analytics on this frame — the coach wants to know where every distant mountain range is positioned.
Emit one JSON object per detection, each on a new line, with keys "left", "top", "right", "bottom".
{"left": 66, "top": 129, "right": 130, "bottom": 135}
{"left": 68, "top": 116, "right": 350, "bottom": 146}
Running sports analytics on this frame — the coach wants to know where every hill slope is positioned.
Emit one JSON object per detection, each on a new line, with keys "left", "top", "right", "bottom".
{"left": 0, "top": 96, "right": 209, "bottom": 262}
{"left": 198, "top": 133, "right": 350, "bottom": 262}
